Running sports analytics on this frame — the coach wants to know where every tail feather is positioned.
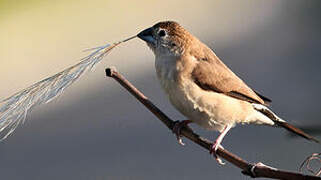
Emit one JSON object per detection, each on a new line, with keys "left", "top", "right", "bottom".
{"left": 252, "top": 104, "right": 319, "bottom": 143}
{"left": 275, "top": 121, "right": 319, "bottom": 143}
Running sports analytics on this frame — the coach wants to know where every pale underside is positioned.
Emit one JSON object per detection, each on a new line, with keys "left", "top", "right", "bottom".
{"left": 155, "top": 55, "right": 274, "bottom": 132}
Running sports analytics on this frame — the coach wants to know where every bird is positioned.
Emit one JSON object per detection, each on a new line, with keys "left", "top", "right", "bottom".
{"left": 137, "top": 21, "right": 319, "bottom": 164}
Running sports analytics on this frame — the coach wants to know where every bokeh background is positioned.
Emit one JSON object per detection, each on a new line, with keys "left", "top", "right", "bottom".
{"left": 1, "top": 0, "right": 321, "bottom": 179}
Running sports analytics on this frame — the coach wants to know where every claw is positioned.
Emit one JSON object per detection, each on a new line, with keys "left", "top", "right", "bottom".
{"left": 209, "top": 124, "right": 232, "bottom": 165}
{"left": 210, "top": 143, "right": 225, "bottom": 165}
{"left": 172, "top": 120, "right": 192, "bottom": 146}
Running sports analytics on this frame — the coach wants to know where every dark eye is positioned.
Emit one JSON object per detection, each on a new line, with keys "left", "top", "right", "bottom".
{"left": 158, "top": 30, "right": 166, "bottom": 37}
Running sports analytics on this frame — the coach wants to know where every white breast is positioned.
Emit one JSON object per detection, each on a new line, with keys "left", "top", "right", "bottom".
{"left": 155, "top": 55, "right": 227, "bottom": 131}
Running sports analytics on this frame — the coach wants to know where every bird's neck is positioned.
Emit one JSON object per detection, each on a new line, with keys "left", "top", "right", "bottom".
{"left": 155, "top": 55, "right": 179, "bottom": 80}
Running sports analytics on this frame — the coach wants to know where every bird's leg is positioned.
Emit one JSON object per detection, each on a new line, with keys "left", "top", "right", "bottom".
{"left": 172, "top": 120, "right": 192, "bottom": 146}
{"left": 210, "top": 124, "right": 232, "bottom": 165}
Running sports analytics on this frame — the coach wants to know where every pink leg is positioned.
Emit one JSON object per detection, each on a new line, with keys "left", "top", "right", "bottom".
{"left": 172, "top": 120, "right": 192, "bottom": 146}
{"left": 210, "top": 124, "right": 232, "bottom": 165}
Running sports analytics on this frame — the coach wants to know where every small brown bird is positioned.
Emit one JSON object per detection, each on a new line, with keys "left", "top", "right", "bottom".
{"left": 137, "top": 21, "right": 318, "bottom": 164}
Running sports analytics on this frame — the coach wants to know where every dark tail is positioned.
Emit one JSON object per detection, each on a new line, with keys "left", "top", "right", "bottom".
{"left": 275, "top": 121, "right": 319, "bottom": 143}
{"left": 252, "top": 104, "right": 319, "bottom": 143}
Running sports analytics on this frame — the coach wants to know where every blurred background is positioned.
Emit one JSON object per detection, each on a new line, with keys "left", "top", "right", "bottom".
{"left": 1, "top": 0, "right": 321, "bottom": 179}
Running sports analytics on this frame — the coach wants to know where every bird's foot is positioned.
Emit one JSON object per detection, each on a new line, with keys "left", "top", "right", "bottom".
{"left": 172, "top": 120, "right": 192, "bottom": 146}
{"left": 210, "top": 141, "right": 225, "bottom": 165}
{"left": 209, "top": 125, "right": 231, "bottom": 165}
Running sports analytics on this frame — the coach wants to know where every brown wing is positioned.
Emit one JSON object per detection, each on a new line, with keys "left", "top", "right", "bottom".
{"left": 254, "top": 90, "right": 272, "bottom": 105}
{"left": 191, "top": 46, "right": 270, "bottom": 106}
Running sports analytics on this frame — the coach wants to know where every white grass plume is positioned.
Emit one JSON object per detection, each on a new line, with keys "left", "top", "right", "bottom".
{"left": 0, "top": 36, "right": 136, "bottom": 140}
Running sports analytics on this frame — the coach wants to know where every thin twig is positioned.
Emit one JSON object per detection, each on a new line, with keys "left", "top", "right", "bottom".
{"left": 105, "top": 67, "right": 321, "bottom": 180}
{"left": 300, "top": 153, "right": 321, "bottom": 176}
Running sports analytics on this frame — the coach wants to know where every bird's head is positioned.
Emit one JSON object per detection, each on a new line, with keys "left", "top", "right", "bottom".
{"left": 137, "top": 21, "right": 192, "bottom": 57}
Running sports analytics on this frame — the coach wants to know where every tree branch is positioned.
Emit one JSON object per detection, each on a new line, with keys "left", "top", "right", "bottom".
{"left": 105, "top": 67, "right": 321, "bottom": 180}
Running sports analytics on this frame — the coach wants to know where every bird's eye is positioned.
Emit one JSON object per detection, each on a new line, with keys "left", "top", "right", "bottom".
{"left": 158, "top": 29, "right": 166, "bottom": 37}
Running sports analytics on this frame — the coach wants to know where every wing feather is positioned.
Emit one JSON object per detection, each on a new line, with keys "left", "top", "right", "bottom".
{"left": 191, "top": 46, "right": 269, "bottom": 105}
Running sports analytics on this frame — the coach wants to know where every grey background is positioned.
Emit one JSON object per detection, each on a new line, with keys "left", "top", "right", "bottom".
{"left": 1, "top": 0, "right": 321, "bottom": 179}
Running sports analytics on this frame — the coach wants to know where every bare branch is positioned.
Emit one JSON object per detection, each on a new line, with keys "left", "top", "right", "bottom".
{"left": 105, "top": 67, "right": 321, "bottom": 180}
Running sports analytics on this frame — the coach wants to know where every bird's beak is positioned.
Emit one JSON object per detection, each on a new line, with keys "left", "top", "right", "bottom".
{"left": 137, "top": 27, "right": 156, "bottom": 45}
